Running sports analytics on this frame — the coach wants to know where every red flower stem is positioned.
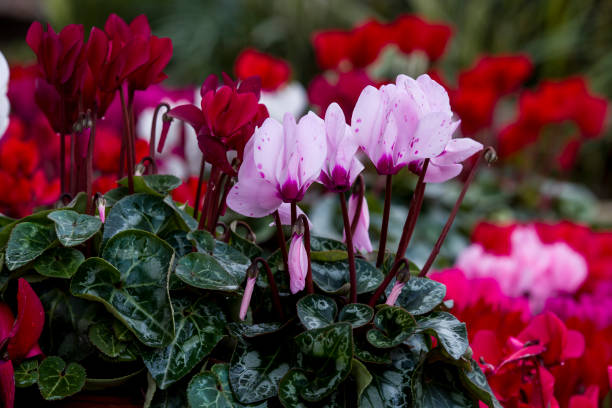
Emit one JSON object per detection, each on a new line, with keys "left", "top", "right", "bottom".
{"left": 418, "top": 151, "right": 487, "bottom": 277}
{"left": 350, "top": 174, "right": 365, "bottom": 235}
{"left": 85, "top": 111, "right": 97, "bottom": 214}
{"left": 297, "top": 214, "right": 314, "bottom": 294}
{"left": 118, "top": 135, "right": 126, "bottom": 180}
{"left": 212, "top": 172, "right": 228, "bottom": 227}
{"left": 255, "top": 257, "right": 284, "bottom": 320}
{"left": 273, "top": 210, "right": 290, "bottom": 280}
{"left": 128, "top": 89, "right": 137, "bottom": 181}
{"left": 368, "top": 159, "right": 429, "bottom": 306}
{"left": 205, "top": 167, "right": 222, "bottom": 232}
{"left": 69, "top": 132, "right": 76, "bottom": 195}
{"left": 376, "top": 174, "right": 393, "bottom": 267}
{"left": 291, "top": 202, "right": 297, "bottom": 226}
{"left": 339, "top": 193, "right": 357, "bottom": 303}
{"left": 216, "top": 173, "right": 233, "bottom": 219}
{"left": 59, "top": 133, "right": 66, "bottom": 195}
{"left": 119, "top": 89, "right": 134, "bottom": 193}
{"left": 149, "top": 103, "right": 171, "bottom": 174}
{"left": 192, "top": 157, "right": 206, "bottom": 222}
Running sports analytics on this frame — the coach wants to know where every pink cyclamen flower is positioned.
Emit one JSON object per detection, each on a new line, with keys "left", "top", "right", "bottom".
{"left": 288, "top": 232, "right": 308, "bottom": 294}
{"left": 385, "top": 281, "right": 405, "bottom": 306}
{"left": 351, "top": 73, "right": 460, "bottom": 175}
{"left": 227, "top": 112, "right": 326, "bottom": 218}
{"left": 344, "top": 193, "right": 372, "bottom": 253}
{"left": 411, "top": 138, "right": 483, "bottom": 183}
{"left": 318, "top": 103, "right": 364, "bottom": 192}
{"left": 239, "top": 274, "right": 257, "bottom": 321}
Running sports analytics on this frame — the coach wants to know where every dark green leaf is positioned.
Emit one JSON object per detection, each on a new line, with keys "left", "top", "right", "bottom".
{"left": 6, "top": 222, "right": 56, "bottom": 270}
{"left": 311, "top": 258, "right": 383, "bottom": 295}
{"left": 229, "top": 340, "right": 290, "bottom": 404}
{"left": 0, "top": 210, "right": 54, "bottom": 249}
{"left": 311, "top": 250, "right": 348, "bottom": 262}
{"left": 412, "top": 363, "right": 473, "bottom": 408}
{"left": 227, "top": 322, "right": 282, "bottom": 338}
{"left": 175, "top": 252, "right": 239, "bottom": 292}
{"left": 14, "top": 360, "right": 38, "bottom": 388}
{"left": 64, "top": 192, "right": 89, "bottom": 213}
{"left": 211, "top": 363, "right": 267, "bottom": 408}
{"left": 150, "top": 386, "right": 188, "bottom": 408}
{"left": 459, "top": 359, "right": 502, "bottom": 408}
{"left": 213, "top": 240, "right": 250, "bottom": 283}
{"left": 119, "top": 175, "right": 182, "bottom": 196}
{"left": 416, "top": 312, "right": 468, "bottom": 360}
{"left": 187, "top": 372, "right": 232, "bottom": 408}
{"left": 88, "top": 321, "right": 138, "bottom": 362}
{"left": 48, "top": 210, "right": 101, "bottom": 247}
{"left": 387, "top": 277, "right": 446, "bottom": 316}
{"left": 296, "top": 294, "right": 337, "bottom": 330}
{"left": 37, "top": 356, "right": 86, "bottom": 400}
{"left": 163, "top": 230, "right": 193, "bottom": 258}
{"left": 351, "top": 359, "right": 372, "bottom": 402}
{"left": 102, "top": 194, "right": 174, "bottom": 242}
{"left": 163, "top": 195, "right": 198, "bottom": 231}
{"left": 84, "top": 368, "right": 144, "bottom": 391}
{"left": 104, "top": 186, "right": 129, "bottom": 207}
{"left": 295, "top": 323, "right": 353, "bottom": 401}
{"left": 142, "top": 296, "right": 226, "bottom": 389}
{"left": 309, "top": 236, "right": 346, "bottom": 252}
{"left": 278, "top": 369, "right": 309, "bottom": 408}
{"left": 367, "top": 306, "right": 417, "bottom": 349}
{"left": 187, "top": 230, "right": 215, "bottom": 253}
{"left": 229, "top": 225, "right": 263, "bottom": 259}
{"left": 338, "top": 304, "right": 374, "bottom": 328}
{"left": 71, "top": 230, "right": 175, "bottom": 347}
{"left": 34, "top": 247, "right": 84, "bottom": 279}
{"left": 354, "top": 344, "right": 391, "bottom": 365}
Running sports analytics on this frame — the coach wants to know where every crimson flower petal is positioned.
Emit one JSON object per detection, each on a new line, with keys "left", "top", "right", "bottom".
{"left": 7, "top": 278, "right": 45, "bottom": 361}
{"left": 168, "top": 104, "right": 204, "bottom": 133}
{"left": 0, "top": 304, "right": 15, "bottom": 341}
{"left": 0, "top": 360, "right": 14, "bottom": 408}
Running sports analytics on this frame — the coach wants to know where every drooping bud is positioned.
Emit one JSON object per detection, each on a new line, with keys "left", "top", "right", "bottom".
{"left": 157, "top": 112, "right": 173, "bottom": 154}
{"left": 385, "top": 264, "right": 411, "bottom": 306}
{"left": 484, "top": 147, "right": 498, "bottom": 164}
{"left": 288, "top": 232, "right": 307, "bottom": 294}
{"left": 97, "top": 196, "right": 106, "bottom": 223}
{"left": 239, "top": 264, "right": 259, "bottom": 321}
{"left": 134, "top": 163, "right": 146, "bottom": 176}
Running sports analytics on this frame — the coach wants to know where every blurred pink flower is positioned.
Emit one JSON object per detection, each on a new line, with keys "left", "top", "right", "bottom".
{"left": 344, "top": 193, "right": 372, "bottom": 254}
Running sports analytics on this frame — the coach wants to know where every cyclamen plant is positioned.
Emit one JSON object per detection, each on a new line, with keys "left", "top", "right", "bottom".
{"left": 0, "top": 13, "right": 501, "bottom": 408}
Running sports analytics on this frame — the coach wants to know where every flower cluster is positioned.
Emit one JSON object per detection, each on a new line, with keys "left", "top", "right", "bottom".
{"left": 498, "top": 77, "right": 608, "bottom": 168}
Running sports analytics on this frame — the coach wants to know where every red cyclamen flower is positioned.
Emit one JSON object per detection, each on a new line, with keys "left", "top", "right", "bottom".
{"left": 234, "top": 49, "right": 290, "bottom": 92}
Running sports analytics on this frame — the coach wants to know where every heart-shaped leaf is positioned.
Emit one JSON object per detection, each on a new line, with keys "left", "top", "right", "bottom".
{"left": 103, "top": 186, "right": 129, "bottom": 206}
{"left": 48, "top": 210, "right": 102, "bottom": 247}
{"left": 351, "top": 358, "right": 372, "bottom": 402}
{"left": 367, "top": 306, "right": 417, "bottom": 349}
{"left": 175, "top": 252, "right": 239, "bottom": 292}
{"left": 163, "top": 230, "right": 192, "bottom": 258}
{"left": 119, "top": 175, "right": 182, "bottom": 196}
{"left": 6, "top": 222, "right": 56, "bottom": 270}
{"left": 295, "top": 322, "right": 353, "bottom": 401}
{"left": 227, "top": 322, "right": 282, "bottom": 338}
{"left": 411, "top": 362, "right": 473, "bottom": 408}
{"left": 142, "top": 296, "right": 226, "bottom": 389}
{"left": 360, "top": 348, "right": 418, "bottom": 408}
{"left": 386, "top": 277, "right": 446, "bottom": 315}
{"left": 37, "top": 356, "right": 86, "bottom": 400}
{"left": 278, "top": 369, "right": 309, "bottom": 408}
{"left": 309, "top": 236, "right": 346, "bottom": 252}
{"left": 102, "top": 194, "right": 174, "bottom": 242}
{"left": 459, "top": 359, "right": 502, "bottom": 408}
{"left": 163, "top": 195, "right": 198, "bottom": 231}
{"left": 34, "top": 247, "right": 84, "bottom": 279}
{"left": 187, "top": 230, "right": 215, "bottom": 253}
{"left": 71, "top": 230, "right": 175, "bottom": 347}
{"left": 14, "top": 360, "right": 38, "bottom": 388}
{"left": 213, "top": 240, "right": 250, "bottom": 282}
{"left": 187, "top": 372, "right": 232, "bottom": 408}
{"left": 338, "top": 303, "right": 374, "bottom": 328}
{"left": 354, "top": 344, "right": 391, "bottom": 365}
{"left": 229, "top": 340, "right": 290, "bottom": 404}
{"left": 416, "top": 312, "right": 468, "bottom": 360}
{"left": 296, "top": 294, "right": 337, "bottom": 330}
{"left": 211, "top": 363, "right": 267, "bottom": 408}
{"left": 229, "top": 225, "right": 263, "bottom": 259}
{"left": 311, "top": 258, "right": 383, "bottom": 295}
{"left": 88, "top": 321, "right": 138, "bottom": 362}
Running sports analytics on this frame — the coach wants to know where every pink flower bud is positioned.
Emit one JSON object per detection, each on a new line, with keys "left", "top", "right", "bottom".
{"left": 344, "top": 193, "right": 372, "bottom": 253}
{"left": 385, "top": 281, "right": 405, "bottom": 306}
{"left": 97, "top": 197, "right": 106, "bottom": 223}
{"left": 288, "top": 232, "right": 307, "bottom": 294}
{"left": 239, "top": 275, "right": 257, "bottom": 321}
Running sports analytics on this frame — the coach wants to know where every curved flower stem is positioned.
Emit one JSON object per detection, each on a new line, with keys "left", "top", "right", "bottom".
{"left": 233, "top": 220, "right": 257, "bottom": 242}
{"left": 273, "top": 210, "right": 290, "bottom": 279}
{"left": 376, "top": 175, "right": 393, "bottom": 267}
{"left": 418, "top": 149, "right": 491, "bottom": 277}
{"left": 148, "top": 102, "right": 171, "bottom": 175}
{"left": 290, "top": 202, "right": 297, "bottom": 226}
{"left": 119, "top": 89, "right": 134, "bottom": 193}
{"left": 205, "top": 167, "right": 223, "bottom": 232}
{"left": 338, "top": 193, "right": 357, "bottom": 303}
{"left": 85, "top": 111, "right": 97, "bottom": 214}
{"left": 193, "top": 157, "right": 206, "bottom": 222}
{"left": 255, "top": 257, "right": 284, "bottom": 320}
{"left": 59, "top": 133, "right": 66, "bottom": 195}
{"left": 69, "top": 132, "right": 76, "bottom": 195}
{"left": 350, "top": 175, "right": 365, "bottom": 235}
{"left": 369, "top": 160, "right": 429, "bottom": 306}
{"left": 297, "top": 214, "right": 314, "bottom": 294}
{"left": 211, "top": 172, "right": 228, "bottom": 227}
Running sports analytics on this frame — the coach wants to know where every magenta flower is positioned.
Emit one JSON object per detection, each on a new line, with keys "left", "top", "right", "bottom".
{"left": 343, "top": 193, "right": 372, "bottom": 253}
{"left": 227, "top": 112, "right": 326, "bottom": 218}
{"left": 318, "top": 103, "right": 364, "bottom": 192}
{"left": 351, "top": 74, "right": 460, "bottom": 175}
{"left": 0, "top": 279, "right": 45, "bottom": 408}
{"left": 288, "top": 232, "right": 308, "bottom": 294}
{"left": 239, "top": 274, "right": 257, "bottom": 321}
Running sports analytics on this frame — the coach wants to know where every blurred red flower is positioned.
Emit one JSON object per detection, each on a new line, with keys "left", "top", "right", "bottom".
{"left": 234, "top": 49, "right": 290, "bottom": 91}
